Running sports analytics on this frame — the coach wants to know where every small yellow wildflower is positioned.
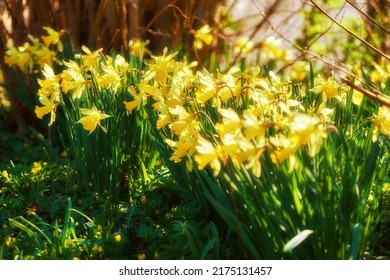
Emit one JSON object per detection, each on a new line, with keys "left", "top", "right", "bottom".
{"left": 193, "top": 25, "right": 214, "bottom": 50}
{"left": 137, "top": 252, "right": 146, "bottom": 260}
{"left": 77, "top": 106, "right": 111, "bottom": 134}
{"left": 113, "top": 233, "right": 121, "bottom": 243}
{"left": 1, "top": 170, "right": 9, "bottom": 180}
{"left": 5, "top": 236, "right": 16, "bottom": 248}
{"left": 31, "top": 162, "right": 43, "bottom": 175}
{"left": 27, "top": 204, "right": 38, "bottom": 215}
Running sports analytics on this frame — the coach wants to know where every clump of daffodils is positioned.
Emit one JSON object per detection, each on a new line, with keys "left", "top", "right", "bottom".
{"left": 4, "top": 27, "right": 64, "bottom": 73}
{"left": 32, "top": 40, "right": 340, "bottom": 177}
{"left": 33, "top": 45, "right": 127, "bottom": 133}
{"left": 124, "top": 47, "right": 337, "bottom": 177}
{"left": 12, "top": 27, "right": 383, "bottom": 178}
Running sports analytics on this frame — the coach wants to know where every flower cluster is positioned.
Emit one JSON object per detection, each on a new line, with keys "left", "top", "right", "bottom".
{"left": 27, "top": 28, "right": 387, "bottom": 178}
{"left": 33, "top": 45, "right": 135, "bottom": 133}
{"left": 4, "top": 27, "right": 64, "bottom": 73}
{"left": 125, "top": 48, "right": 337, "bottom": 177}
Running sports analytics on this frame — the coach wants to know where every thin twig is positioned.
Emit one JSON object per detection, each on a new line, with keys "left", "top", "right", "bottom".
{"left": 225, "top": 0, "right": 283, "bottom": 70}
{"left": 139, "top": 0, "right": 180, "bottom": 37}
{"left": 341, "top": 77, "right": 390, "bottom": 108}
{"left": 310, "top": 0, "right": 390, "bottom": 61}
{"left": 346, "top": 0, "right": 390, "bottom": 35}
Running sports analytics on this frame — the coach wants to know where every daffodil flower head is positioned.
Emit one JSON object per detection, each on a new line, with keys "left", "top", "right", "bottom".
{"left": 261, "top": 37, "right": 286, "bottom": 60}
{"left": 216, "top": 108, "right": 241, "bottom": 137}
{"left": 193, "top": 25, "right": 214, "bottom": 50}
{"left": 234, "top": 37, "right": 254, "bottom": 54}
{"left": 35, "top": 94, "right": 59, "bottom": 126}
{"left": 148, "top": 47, "right": 178, "bottom": 84}
{"left": 311, "top": 74, "right": 340, "bottom": 98}
{"left": 61, "top": 60, "right": 87, "bottom": 99}
{"left": 77, "top": 106, "right": 111, "bottom": 134}
{"left": 194, "top": 136, "right": 221, "bottom": 176}
{"left": 75, "top": 46, "right": 103, "bottom": 68}
{"left": 41, "top": 26, "right": 64, "bottom": 52}
{"left": 372, "top": 106, "right": 390, "bottom": 137}
{"left": 4, "top": 44, "right": 34, "bottom": 72}
{"left": 129, "top": 39, "right": 150, "bottom": 58}
{"left": 371, "top": 60, "right": 390, "bottom": 87}
{"left": 195, "top": 70, "right": 217, "bottom": 105}
{"left": 290, "top": 61, "right": 309, "bottom": 82}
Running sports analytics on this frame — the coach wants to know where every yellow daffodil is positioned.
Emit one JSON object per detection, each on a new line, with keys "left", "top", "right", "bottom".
{"left": 168, "top": 105, "right": 194, "bottom": 135}
{"left": 288, "top": 114, "right": 326, "bottom": 150}
{"left": 4, "top": 44, "right": 34, "bottom": 72}
{"left": 194, "top": 137, "right": 221, "bottom": 176}
{"left": 124, "top": 99, "right": 141, "bottom": 115}
{"left": 193, "top": 25, "right": 214, "bottom": 50}
{"left": 216, "top": 108, "right": 241, "bottom": 137}
{"left": 166, "top": 138, "right": 196, "bottom": 163}
{"left": 270, "top": 114, "right": 327, "bottom": 164}
{"left": 61, "top": 60, "right": 87, "bottom": 99}
{"left": 77, "top": 106, "right": 111, "bottom": 134}
{"left": 42, "top": 26, "right": 64, "bottom": 51}
{"left": 261, "top": 37, "right": 287, "bottom": 60}
{"left": 371, "top": 61, "right": 389, "bottom": 87}
{"left": 156, "top": 103, "right": 172, "bottom": 129}
{"left": 165, "top": 121, "right": 199, "bottom": 164}
{"left": 311, "top": 74, "right": 340, "bottom": 98}
{"left": 290, "top": 61, "right": 309, "bottom": 82}
{"left": 75, "top": 46, "right": 103, "bottom": 68}
{"left": 129, "top": 39, "right": 150, "bottom": 58}
{"left": 372, "top": 106, "right": 390, "bottom": 137}
{"left": 97, "top": 63, "right": 121, "bottom": 90}
{"left": 242, "top": 111, "right": 268, "bottom": 140}
{"left": 35, "top": 94, "right": 59, "bottom": 126}
{"left": 124, "top": 85, "right": 148, "bottom": 114}
{"left": 234, "top": 37, "right": 254, "bottom": 54}
{"left": 196, "top": 71, "right": 217, "bottom": 105}
{"left": 149, "top": 47, "right": 178, "bottom": 84}
{"left": 34, "top": 46, "right": 58, "bottom": 68}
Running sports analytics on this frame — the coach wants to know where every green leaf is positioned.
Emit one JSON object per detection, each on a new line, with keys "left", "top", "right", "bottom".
{"left": 283, "top": 229, "right": 313, "bottom": 253}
